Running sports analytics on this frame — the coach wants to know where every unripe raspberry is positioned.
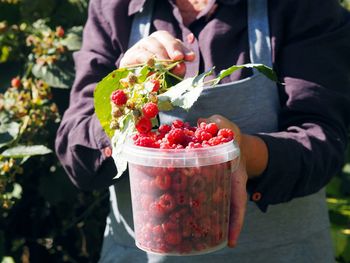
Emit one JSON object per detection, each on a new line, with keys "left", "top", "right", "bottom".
{"left": 11, "top": 77, "right": 21, "bottom": 88}
{"left": 55, "top": 26, "right": 65, "bottom": 38}
{"left": 127, "top": 73, "right": 138, "bottom": 85}
{"left": 112, "top": 106, "right": 123, "bottom": 118}
{"left": 146, "top": 58, "right": 155, "bottom": 68}
{"left": 111, "top": 90, "right": 128, "bottom": 106}
{"left": 110, "top": 120, "right": 119, "bottom": 130}
{"left": 142, "top": 102, "right": 159, "bottom": 119}
{"left": 136, "top": 117, "right": 152, "bottom": 134}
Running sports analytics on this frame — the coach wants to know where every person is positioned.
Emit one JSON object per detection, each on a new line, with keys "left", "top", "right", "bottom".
{"left": 55, "top": 0, "right": 350, "bottom": 262}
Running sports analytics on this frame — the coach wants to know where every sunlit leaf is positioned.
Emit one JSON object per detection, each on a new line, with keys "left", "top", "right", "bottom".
{"left": 1, "top": 145, "right": 52, "bottom": 158}
{"left": 0, "top": 121, "right": 19, "bottom": 148}
{"left": 94, "top": 68, "right": 129, "bottom": 138}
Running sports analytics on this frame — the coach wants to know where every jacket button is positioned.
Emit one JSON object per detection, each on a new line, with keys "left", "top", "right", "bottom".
{"left": 103, "top": 147, "right": 112, "bottom": 158}
{"left": 252, "top": 192, "right": 262, "bottom": 202}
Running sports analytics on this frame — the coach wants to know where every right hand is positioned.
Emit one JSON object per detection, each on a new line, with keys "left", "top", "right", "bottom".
{"left": 120, "top": 30, "right": 195, "bottom": 77}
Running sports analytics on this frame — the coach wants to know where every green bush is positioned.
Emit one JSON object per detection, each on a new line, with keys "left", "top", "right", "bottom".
{"left": 0, "top": 0, "right": 349, "bottom": 262}
{"left": 0, "top": 1, "right": 109, "bottom": 262}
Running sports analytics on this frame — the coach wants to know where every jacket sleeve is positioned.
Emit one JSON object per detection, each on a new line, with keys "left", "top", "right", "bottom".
{"left": 55, "top": 0, "right": 122, "bottom": 190}
{"left": 248, "top": 0, "right": 350, "bottom": 211}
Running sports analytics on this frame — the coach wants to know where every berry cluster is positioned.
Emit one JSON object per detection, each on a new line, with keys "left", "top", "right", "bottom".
{"left": 129, "top": 120, "right": 235, "bottom": 255}
{"left": 109, "top": 63, "right": 163, "bottom": 133}
{"left": 133, "top": 120, "right": 234, "bottom": 149}
{"left": 130, "top": 161, "right": 232, "bottom": 255}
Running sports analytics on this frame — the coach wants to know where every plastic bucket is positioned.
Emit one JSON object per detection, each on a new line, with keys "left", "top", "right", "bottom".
{"left": 123, "top": 140, "right": 240, "bottom": 255}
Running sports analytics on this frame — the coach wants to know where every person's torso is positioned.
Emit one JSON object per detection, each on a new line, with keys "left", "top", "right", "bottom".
{"left": 100, "top": 0, "right": 333, "bottom": 262}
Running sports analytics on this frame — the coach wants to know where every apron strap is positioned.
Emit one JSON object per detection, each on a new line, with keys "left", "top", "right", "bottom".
{"left": 128, "top": 0, "right": 155, "bottom": 48}
{"left": 128, "top": 0, "right": 273, "bottom": 67}
{"left": 248, "top": 0, "right": 273, "bottom": 68}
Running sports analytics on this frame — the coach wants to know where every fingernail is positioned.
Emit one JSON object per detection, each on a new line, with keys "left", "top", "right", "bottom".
{"left": 228, "top": 240, "right": 236, "bottom": 248}
{"left": 186, "top": 33, "right": 195, "bottom": 44}
{"left": 173, "top": 50, "right": 183, "bottom": 59}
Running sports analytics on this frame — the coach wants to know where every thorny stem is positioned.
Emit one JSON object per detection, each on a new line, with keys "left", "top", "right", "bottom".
{"left": 166, "top": 71, "right": 183, "bottom": 81}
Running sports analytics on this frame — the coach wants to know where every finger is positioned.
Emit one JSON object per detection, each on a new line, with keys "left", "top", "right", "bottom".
{"left": 136, "top": 36, "right": 170, "bottom": 60}
{"left": 120, "top": 48, "right": 156, "bottom": 67}
{"left": 170, "top": 62, "right": 186, "bottom": 77}
{"left": 228, "top": 161, "right": 248, "bottom": 247}
{"left": 151, "top": 31, "right": 195, "bottom": 61}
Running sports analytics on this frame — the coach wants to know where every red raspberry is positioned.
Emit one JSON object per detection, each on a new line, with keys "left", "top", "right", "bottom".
{"left": 152, "top": 224, "right": 164, "bottom": 237}
{"left": 174, "top": 191, "right": 189, "bottom": 206}
{"left": 11, "top": 77, "right": 21, "bottom": 88}
{"left": 150, "top": 79, "right": 160, "bottom": 92}
{"left": 205, "top": 123, "right": 219, "bottom": 136}
{"left": 55, "top": 26, "right": 65, "bottom": 38}
{"left": 158, "top": 193, "right": 175, "bottom": 213}
{"left": 166, "top": 128, "right": 186, "bottom": 145}
{"left": 136, "top": 117, "right": 152, "bottom": 134}
{"left": 208, "top": 136, "right": 221, "bottom": 146}
{"left": 171, "top": 173, "right": 188, "bottom": 192}
{"left": 134, "top": 136, "right": 156, "bottom": 148}
{"left": 158, "top": 124, "right": 171, "bottom": 134}
{"left": 142, "top": 102, "right": 159, "bottom": 119}
{"left": 172, "top": 119, "right": 184, "bottom": 128}
{"left": 111, "top": 90, "right": 128, "bottom": 106}
{"left": 162, "top": 220, "right": 179, "bottom": 232}
{"left": 217, "top": 128, "right": 234, "bottom": 141}
{"left": 140, "top": 195, "right": 153, "bottom": 210}
{"left": 165, "top": 231, "right": 182, "bottom": 246}
{"left": 194, "top": 129, "right": 213, "bottom": 142}
{"left": 149, "top": 202, "right": 166, "bottom": 217}
{"left": 189, "top": 174, "right": 206, "bottom": 193}
{"left": 155, "top": 173, "right": 171, "bottom": 190}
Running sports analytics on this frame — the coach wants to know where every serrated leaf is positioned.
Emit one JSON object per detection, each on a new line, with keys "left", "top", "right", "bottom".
{"left": 32, "top": 62, "right": 74, "bottom": 89}
{"left": 157, "top": 100, "right": 174, "bottom": 111}
{"left": 215, "top": 63, "right": 278, "bottom": 85}
{"left": 192, "top": 68, "right": 214, "bottom": 87}
{"left": 1, "top": 145, "right": 52, "bottom": 158}
{"left": 0, "top": 121, "right": 19, "bottom": 148}
{"left": 94, "top": 68, "right": 130, "bottom": 138}
{"left": 158, "top": 77, "right": 205, "bottom": 111}
{"left": 111, "top": 115, "right": 135, "bottom": 178}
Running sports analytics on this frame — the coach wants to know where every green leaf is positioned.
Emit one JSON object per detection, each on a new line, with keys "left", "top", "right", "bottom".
{"left": 94, "top": 68, "right": 129, "bottom": 138}
{"left": 0, "top": 121, "right": 19, "bottom": 148}
{"left": 32, "top": 61, "right": 74, "bottom": 89}
{"left": 1, "top": 257, "right": 15, "bottom": 263}
{"left": 158, "top": 76, "right": 206, "bottom": 111}
{"left": 61, "top": 26, "right": 83, "bottom": 51}
{"left": 215, "top": 63, "right": 278, "bottom": 85}
{"left": 1, "top": 145, "right": 52, "bottom": 158}
{"left": 111, "top": 115, "right": 135, "bottom": 178}
{"left": 157, "top": 100, "right": 174, "bottom": 111}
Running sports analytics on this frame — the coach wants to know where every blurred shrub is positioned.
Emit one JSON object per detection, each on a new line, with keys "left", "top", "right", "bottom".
{"left": 0, "top": 1, "right": 109, "bottom": 262}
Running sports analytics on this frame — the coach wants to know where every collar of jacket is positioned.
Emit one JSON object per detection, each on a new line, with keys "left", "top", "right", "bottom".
{"left": 128, "top": 0, "right": 242, "bottom": 16}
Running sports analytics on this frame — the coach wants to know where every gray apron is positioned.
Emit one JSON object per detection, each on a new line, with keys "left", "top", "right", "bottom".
{"left": 99, "top": 0, "right": 335, "bottom": 262}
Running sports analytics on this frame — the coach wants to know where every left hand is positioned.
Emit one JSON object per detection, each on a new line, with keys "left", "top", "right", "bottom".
{"left": 199, "top": 114, "right": 248, "bottom": 248}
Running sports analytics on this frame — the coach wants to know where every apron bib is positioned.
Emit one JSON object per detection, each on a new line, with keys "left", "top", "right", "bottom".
{"left": 99, "top": 0, "right": 334, "bottom": 262}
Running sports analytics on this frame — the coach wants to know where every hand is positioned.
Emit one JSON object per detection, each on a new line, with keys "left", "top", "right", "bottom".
{"left": 120, "top": 30, "right": 195, "bottom": 77}
{"left": 199, "top": 114, "right": 248, "bottom": 248}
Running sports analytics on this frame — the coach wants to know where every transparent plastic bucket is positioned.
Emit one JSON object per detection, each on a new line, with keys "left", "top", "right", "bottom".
{"left": 123, "top": 140, "right": 240, "bottom": 256}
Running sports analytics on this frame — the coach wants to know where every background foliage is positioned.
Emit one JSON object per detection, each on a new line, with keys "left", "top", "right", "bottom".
{"left": 0, "top": 0, "right": 349, "bottom": 262}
